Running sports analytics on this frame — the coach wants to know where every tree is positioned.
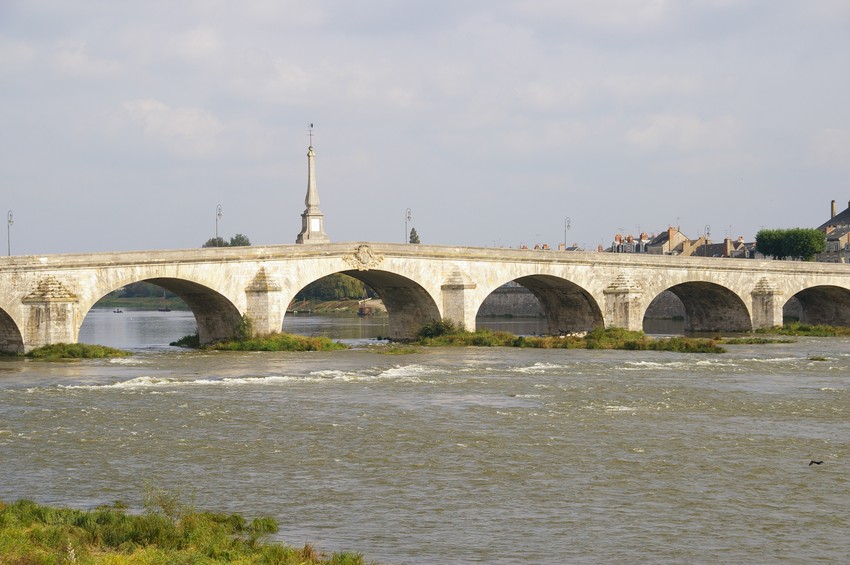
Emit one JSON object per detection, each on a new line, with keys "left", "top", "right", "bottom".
{"left": 230, "top": 233, "right": 251, "bottom": 246}
{"left": 298, "top": 274, "right": 374, "bottom": 301}
{"left": 755, "top": 229, "right": 784, "bottom": 259}
{"left": 755, "top": 228, "right": 825, "bottom": 261}
{"left": 409, "top": 227, "right": 420, "bottom": 244}
{"left": 202, "top": 234, "right": 251, "bottom": 248}
{"left": 784, "top": 228, "right": 825, "bottom": 261}
{"left": 202, "top": 237, "right": 229, "bottom": 248}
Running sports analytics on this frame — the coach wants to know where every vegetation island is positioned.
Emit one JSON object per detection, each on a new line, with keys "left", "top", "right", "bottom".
{"left": 0, "top": 495, "right": 369, "bottom": 564}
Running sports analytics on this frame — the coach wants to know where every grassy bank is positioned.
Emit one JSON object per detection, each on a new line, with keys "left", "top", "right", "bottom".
{"left": 0, "top": 498, "right": 367, "bottom": 564}
{"left": 93, "top": 296, "right": 188, "bottom": 311}
{"left": 410, "top": 322, "right": 725, "bottom": 353}
{"left": 171, "top": 332, "right": 349, "bottom": 352}
{"left": 756, "top": 322, "right": 850, "bottom": 337}
{"left": 24, "top": 343, "right": 131, "bottom": 360}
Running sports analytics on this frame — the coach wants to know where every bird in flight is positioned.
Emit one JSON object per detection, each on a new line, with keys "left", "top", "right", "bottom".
{"left": 809, "top": 460, "right": 824, "bottom": 466}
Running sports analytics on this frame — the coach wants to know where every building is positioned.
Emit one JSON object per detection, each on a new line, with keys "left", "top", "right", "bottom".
{"left": 609, "top": 233, "right": 650, "bottom": 253}
{"left": 816, "top": 199, "right": 850, "bottom": 263}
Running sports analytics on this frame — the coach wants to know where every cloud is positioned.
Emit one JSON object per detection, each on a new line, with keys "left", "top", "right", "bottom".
{"left": 51, "top": 40, "right": 121, "bottom": 76}
{"left": 811, "top": 128, "right": 850, "bottom": 169}
{"left": 0, "top": 37, "right": 37, "bottom": 71}
{"left": 625, "top": 114, "right": 740, "bottom": 153}
{"left": 511, "top": 0, "right": 674, "bottom": 31}
{"left": 169, "top": 26, "right": 221, "bottom": 61}
{"left": 119, "top": 99, "right": 223, "bottom": 158}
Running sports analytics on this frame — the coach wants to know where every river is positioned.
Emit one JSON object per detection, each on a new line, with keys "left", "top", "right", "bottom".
{"left": 1, "top": 309, "right": 848, "bottom": 563}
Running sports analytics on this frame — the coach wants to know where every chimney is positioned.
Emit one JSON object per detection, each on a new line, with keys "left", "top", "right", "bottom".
{"left": 832, "top": 200, "right": 837, "bottom": 218}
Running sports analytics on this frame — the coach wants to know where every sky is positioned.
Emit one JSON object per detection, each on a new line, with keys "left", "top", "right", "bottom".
{"left": 1, "top": 1, "right": 849, "bottom": 255}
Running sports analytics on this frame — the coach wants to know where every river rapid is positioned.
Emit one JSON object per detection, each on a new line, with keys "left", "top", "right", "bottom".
{"left": 1, "top": 309, "right": 848, "bottom": 563}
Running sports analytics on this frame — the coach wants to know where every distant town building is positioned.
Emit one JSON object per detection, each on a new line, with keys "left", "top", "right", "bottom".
{"left": 816, "top": 199, "right": 850, "bottom": 263}
{"left": 609, "top": 233, "right": 650, "bottom": 253}
{"left": 607, "top": 225, "right": 758, "bottom": 258}
{"left": 698, "top": 237, "right": 758, "bottom": 258}
{"left": 646, "top": 227, "right": 692, "bottom": 255}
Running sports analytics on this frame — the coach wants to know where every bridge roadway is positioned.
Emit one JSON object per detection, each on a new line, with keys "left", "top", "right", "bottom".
{"left": 1, "top": 242, "right": 850, "bottom": 353}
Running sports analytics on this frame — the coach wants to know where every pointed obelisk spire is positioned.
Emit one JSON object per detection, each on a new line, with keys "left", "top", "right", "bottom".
{"left": 296, "top": 123, "right": 329, "bottom": 244}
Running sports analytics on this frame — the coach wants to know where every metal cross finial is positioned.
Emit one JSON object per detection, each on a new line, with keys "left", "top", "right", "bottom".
{"left": 308, "top": 123, "right": 314, "bottom": 146}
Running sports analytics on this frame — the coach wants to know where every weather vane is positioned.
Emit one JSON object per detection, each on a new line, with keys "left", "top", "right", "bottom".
{"left": 308, "top": 123, "right": 314, "bottom": 146}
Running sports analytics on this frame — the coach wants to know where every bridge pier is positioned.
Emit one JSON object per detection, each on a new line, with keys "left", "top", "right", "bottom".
{"left": 20, "top": 276, "right": 79, "bottom": 351}
{"left": 245, "top": 268, "right": 284, "bottom": 335}
{"left": 441, "top": 272, "right": 478, "bottom": 331}
{"left": 751, "top": 279, "right": 784, "bottom": 329}
{"left": 603, "top": 275, "right": 644, "bottom": 331}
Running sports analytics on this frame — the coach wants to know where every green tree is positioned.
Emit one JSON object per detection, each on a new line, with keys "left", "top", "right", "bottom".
{"left": 785, "top": 228, "right": 825, "bottom": 261}
{"left": 409, "top": 227, "right": 420, "bottom": 244}
{"left": 755, "top": 229, "right": 784, "bottom": 259}
{"left": 230, "top": 233, "right": 251, "bottom": 246}
{"left": 120, "top": 281, "right": 176, "bottom": 298}
{"left": 202, "top": 237, "right": 229, "bottom": 248}
{"left": 755, "top": 228, "right": 825, "bottom": 261}
{"left": 298, "top": 274, "right": 374, "bottom": 301}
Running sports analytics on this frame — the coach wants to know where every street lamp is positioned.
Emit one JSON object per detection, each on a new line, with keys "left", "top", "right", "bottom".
{"left": 704, "top": 224, "right": 711, "bottom": 257}
{"left": 6, "top": 210, "right": 12, "bottom": 256}
{"left": 564, "top": 217, "right": 571, "bottom": 250}
{"left": 405, "top": 208, "right": 412, "bottom": 243}
{"left": 215, "top": 204, "right": 222, "bottom": 246}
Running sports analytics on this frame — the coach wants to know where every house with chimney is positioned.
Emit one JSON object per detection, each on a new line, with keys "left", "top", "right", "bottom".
{"left": 609, "top": 232, "right": 651, "bottom": 253}
{"left": 645, "top": 227, "right": 692, "bottom": 255}
{"left": 816, "top": 199, "right": 850, "bottom": 263}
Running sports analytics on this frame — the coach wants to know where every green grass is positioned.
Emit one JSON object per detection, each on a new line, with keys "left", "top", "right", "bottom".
{"left": 0, "top": 497, "right": 369, "bottom": 564}
{"left": 25, "top": 343, "right": 131, "bottom": 360}
{"left": 371, "top": 344, "right": 422, "bottom": 355}
{"left": 410, "top": 323, "right": 725, "bottom": 353}
{"left": 173, "top": 331, "right": 350, "bottom": 352}
{"left": 718, "top": 337, "right": 796, "bottom": 345}
{"left": 94, "top": 296, "right": 188, "bottom": 310}
{"left": 756, "top": 322, "right": 850, "bottom": 337}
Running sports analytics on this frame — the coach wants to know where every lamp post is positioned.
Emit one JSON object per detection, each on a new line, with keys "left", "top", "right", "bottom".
{"left": 6, "top": 210, "right": 12, "bottom": 256}
{"left": 405, "top": 208, "right": 412, "bottom": 243}
{"left": 215, "top": 204, "right": 222, "bottom": 246}
{"left": 704, "top": 224, "right": 711, "bottom": 257}
{"left": 564, "top": 217, "right": 571, "bottom": 250}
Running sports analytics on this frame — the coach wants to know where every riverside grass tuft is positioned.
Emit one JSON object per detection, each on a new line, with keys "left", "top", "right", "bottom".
{"left": 411, "top": 323, "right": 725, "bottom": 353}
{"left": 25, "top": 342, "right": 131, "bottom": 360}
{"left": 171, "top": 331, "right": 349, "bottom": 352}
{"left": 756, "top": 322, "right": 850, "bottom": 337}
{"left": 0, "top": 498, "right": 369, "bottom": 564}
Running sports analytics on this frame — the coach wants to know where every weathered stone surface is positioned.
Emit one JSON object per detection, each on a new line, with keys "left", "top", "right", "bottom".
{"left": 1, "top": 243, "right": 850, "bottom": 351}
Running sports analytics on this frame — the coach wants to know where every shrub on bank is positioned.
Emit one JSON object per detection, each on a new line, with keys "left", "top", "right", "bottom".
{"left": 756, "top": 322, "right": 850, "bottom": 337}
{"left": 411, "top": 325, "right": 725, "bottom": 353}
{"left": 206, "top": 332, "right": 348, "bottom": 352}
{"left": 0, "top": 498, "right": 367, "bottom": 564}
{"left": 25, "top": 343, "right": 131, "bottom": 359}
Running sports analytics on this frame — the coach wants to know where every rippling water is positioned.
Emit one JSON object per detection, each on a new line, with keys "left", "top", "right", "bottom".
{"left": 1, "top": 311, "right": 848, "bottom": 563}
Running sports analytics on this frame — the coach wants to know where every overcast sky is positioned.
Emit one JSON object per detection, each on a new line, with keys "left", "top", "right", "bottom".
{"left": 2, "top": 1, "right": 849, "bottom": 255}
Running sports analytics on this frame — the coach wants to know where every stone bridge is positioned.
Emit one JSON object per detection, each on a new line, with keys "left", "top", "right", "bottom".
{"left": 2, "top": 242, "right": 850, "bottom": 353}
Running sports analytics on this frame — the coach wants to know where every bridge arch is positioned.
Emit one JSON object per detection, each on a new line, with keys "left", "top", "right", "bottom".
{"left": 651, "top": 282, "right": 751, "bottom": 332}
{"left": 81, "top": 278, "right": 242, "bottom": 345}
{"left": 786, "top": 285, "right": 850, "bottom": 326}
{"left": 289, "top": 269, "right": 441, "bottom": 339}
{"left": 0, "top": 307, "right": 24, "bottom": 354}
{"left": 476, "top": 275, "right": 604, "bottom": 334}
